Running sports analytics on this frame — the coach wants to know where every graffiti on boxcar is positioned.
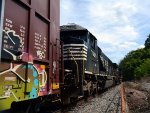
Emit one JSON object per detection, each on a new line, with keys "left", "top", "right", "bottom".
{"left": 38, "top": 65, "right": 48, "bottom": 96}
{"left": 36, "top": 50, "right": 45, "bottom": 59}
{"left": 2, "top": 30, "right": 23, "bottom": 60}
{"left": 0, "top": 62, "right": 48, "bottom": 99}
{"left": 2, "top": 18, "right": 26, "bottom": 60}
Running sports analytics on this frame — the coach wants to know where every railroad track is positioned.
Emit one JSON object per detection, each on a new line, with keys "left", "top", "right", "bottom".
{"left": 104, "top": 90, "right": 121, "bottom": 113}
{"left": 38, "top": 85, "right": 125, "bottom": 113}
{"left": 53, "top": 85, "right": 122, "bottom": 113}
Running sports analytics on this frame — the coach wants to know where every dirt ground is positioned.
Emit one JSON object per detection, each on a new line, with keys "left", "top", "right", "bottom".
{"left": 124, "top": 77, "right": 150, "bottom": 113}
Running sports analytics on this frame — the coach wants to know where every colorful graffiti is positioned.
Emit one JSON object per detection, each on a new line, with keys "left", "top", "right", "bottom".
{"left": 2, "top": 30, "right": 23, "bottom": 60}
{"left": 0, "top": 28, "right": 60, "bottom": 111}
{"left": 0, "top": 61, "right": 48, "bottom": 111}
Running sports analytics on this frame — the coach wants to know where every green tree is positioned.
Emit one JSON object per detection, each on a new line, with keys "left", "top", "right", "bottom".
{"left": 119, "top": 34, "right": 150, "bottom": 81}
{"left": 145, "top": 34, "right": 150, "bottom": 49}
{"left": 134, "top": 59, "right": 150, "bottom": 79}
{"left": 119, "top": 49, "right": 145, "bottom": 81}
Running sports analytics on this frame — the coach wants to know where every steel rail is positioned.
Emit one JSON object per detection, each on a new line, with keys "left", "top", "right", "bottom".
{"left": 121, "top": 83, "right": 127, "bottom": 113}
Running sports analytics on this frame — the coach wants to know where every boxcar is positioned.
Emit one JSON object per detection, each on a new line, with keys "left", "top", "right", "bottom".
{"left": 0, "top": 0, "right": 62, "bottom": 112}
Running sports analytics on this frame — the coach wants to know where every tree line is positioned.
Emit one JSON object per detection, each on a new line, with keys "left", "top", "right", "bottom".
{"left": 119, "top": 35, "right": 150, "bottom": 81}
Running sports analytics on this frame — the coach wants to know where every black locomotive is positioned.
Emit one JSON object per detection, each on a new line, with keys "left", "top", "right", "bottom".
{"left": 60, "top": 24, "right": 119, "bottom": 103}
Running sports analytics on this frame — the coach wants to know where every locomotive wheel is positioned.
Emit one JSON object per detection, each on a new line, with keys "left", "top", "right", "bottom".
{"left": 70, "top": 97, "right": 77, "bottom": 104}
{"left": 97, "top": 82, "right": 103, "bottom": 93}
{"left": 83, "top": 90, "right": 89, "bottom": 101}
{"left": 92, "top": 88, "right": 96, "bottom": 97}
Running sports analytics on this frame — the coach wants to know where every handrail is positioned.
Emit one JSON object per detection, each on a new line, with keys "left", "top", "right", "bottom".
{"left": 82, "top": 47, "right": 85, "bottom": 80}
{"left": 68, "top": 49, "right": 79, "bottom": 83}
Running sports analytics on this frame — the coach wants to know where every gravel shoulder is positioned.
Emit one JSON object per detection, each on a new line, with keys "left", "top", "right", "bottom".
{"left": 124, "top": 77, "right": 150, "bottom": 113}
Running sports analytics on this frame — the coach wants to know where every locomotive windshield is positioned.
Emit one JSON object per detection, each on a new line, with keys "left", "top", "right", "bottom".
{"left": 61, "top": 31, "right": 87, "bottom": 43}
{"left": 70, "top": 34, "right": 87, "bottom": 42}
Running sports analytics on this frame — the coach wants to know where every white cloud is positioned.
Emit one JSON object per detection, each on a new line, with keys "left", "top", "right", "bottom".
{"left": 60, "top": 0, "right": 150, "bottom": 63}
{"left": 115, "top": 25, "right": 138, "bottom": 38}
{"left": 60, "top": 0, "right": 76, "bottom": 24}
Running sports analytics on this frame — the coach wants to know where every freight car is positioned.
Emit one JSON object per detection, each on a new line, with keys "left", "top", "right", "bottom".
{"left": 60, "top": 23, "right": 119, "bottom": 103}
{"left": 0, "top": 0, "right": 62, "bottom": 113}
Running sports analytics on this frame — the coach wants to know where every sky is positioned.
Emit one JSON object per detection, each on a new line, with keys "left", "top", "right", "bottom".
{"left": 60, "top": 0, "right": 150, "bottom": 64}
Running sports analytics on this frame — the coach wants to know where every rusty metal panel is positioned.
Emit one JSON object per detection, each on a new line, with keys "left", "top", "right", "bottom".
{"left": 50, "top": 0, "right": 60, "bottom": 91}
{"left": 33, "top": 0, "right": 49, "bottom": 18}
{"left": 50, "top": 0, "right": 60, "bottom": 44}
{"left": 1, "top": 0, "right": 29, "bottom": 60}
{"left": 30, "top": 15, "right": 49, "bottom": 60}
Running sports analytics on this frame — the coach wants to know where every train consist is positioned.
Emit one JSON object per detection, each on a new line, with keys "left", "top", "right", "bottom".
{"left": 0, "top": 0, "right": 119, "bottom": 113}
{"left": 60, "top": 24, "right": 119, "bottom": 103}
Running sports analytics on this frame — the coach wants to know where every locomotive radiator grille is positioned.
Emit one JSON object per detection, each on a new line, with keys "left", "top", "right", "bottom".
{"left": 63, "top": 44, "right": 88, "bottom": 61}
